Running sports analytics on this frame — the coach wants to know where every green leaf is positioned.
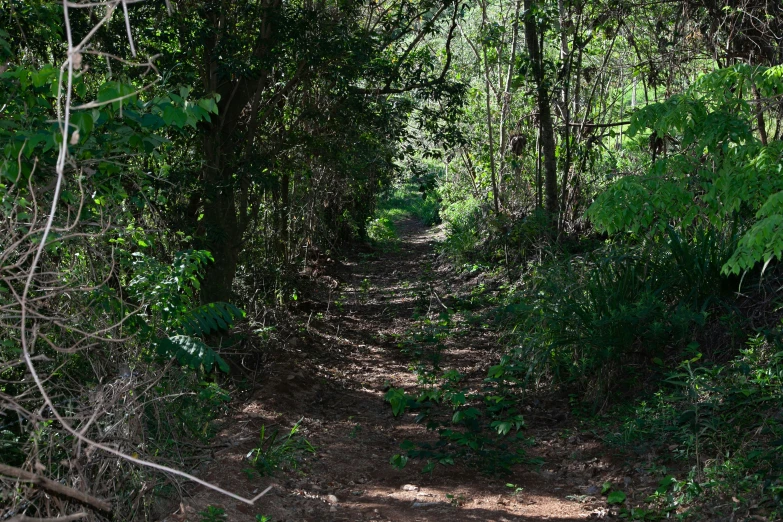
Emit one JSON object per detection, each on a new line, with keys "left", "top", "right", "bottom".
{"left": 97, "top": 82, "right": 120, "bottom": 104}
{"left": 390, "top": 454, "right": 408, "bottom": 469}
{"left": 656, "top": 475, "right": 677, "bottom": 494}
{"left": 385, "top": 388, "right": 409, "bottom": 416}
{"left": 491, "top": 421, "right": 512, "bottom": 435}
{"left": 606, "top": 490, "right": 626, "bottom": 504}
{"left": 162, "top": 104, "right": 187, "bottom": 128}
{"left": 155, "top": 335, "right": 230, "bottom": 373}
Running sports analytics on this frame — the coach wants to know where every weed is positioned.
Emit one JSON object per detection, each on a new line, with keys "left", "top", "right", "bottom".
{"left": 386, "top": 310, "right": 539, "bottom": 474}
{"left": 246, "top": 418, "right": 316, "bottom": 476}
{"left": 360, "top": 277, "right": 371, "bottom": 303}
{"left": 506, "top": 483, "right": 524, "bottom": 496}
{"left": 367, "top": 216, "right": 399, "bottom": 248}
{"left": 446, "top": 492, "right": 467, "bottom": 506}
{"left": 198, "top": 506, "right": 227, "bottom": 522}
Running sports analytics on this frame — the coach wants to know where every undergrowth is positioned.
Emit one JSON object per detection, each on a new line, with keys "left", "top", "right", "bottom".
{"left": 430, "top": 190, "right": 783, "bottom": 516}
{"left": 245, "top": 418, "right": 316, "bottom": 477}
{"left": 384, "top": 261, "right": 538, "bottom": 475}
{"left": 584, "top": 331, "right": 783, "bottom": 519}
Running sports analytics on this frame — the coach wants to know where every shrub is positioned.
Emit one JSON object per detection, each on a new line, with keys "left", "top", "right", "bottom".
{"left": 367, "top": 216, "right": 399, "bottom": 245}
{"left": 440, "top": 196, "right": 485, "bottom": 262}
{"left": 499, "top": 227, "right": 739, "bottom": 398}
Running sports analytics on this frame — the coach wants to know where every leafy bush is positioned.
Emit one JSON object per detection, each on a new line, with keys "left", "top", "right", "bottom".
{"left": 126, "top": 249, "right": 244, "bottom": 373}
{"left": 440, "top": 196, "right": 485, "bottom": 262}
{"left": 596, "top": 332, "right": 783, "bottom": 518}
{"left": 367, "top": 216, "right": 399, "bottom": 246}
{"left": 588, "top": 65, "right": 783, "bottom": 276}
{"left": 499, "top": 228, "right": 739, "bottom": 397}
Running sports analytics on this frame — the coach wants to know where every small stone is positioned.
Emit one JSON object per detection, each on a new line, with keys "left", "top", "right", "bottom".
{"left": 401, "top": 484, "right": 419, "bottom": 491}
{"left": 411, "top": 501, "right": 440, "bottom": 508}
{"left": 330, "top": 506, "right": 337, "bottom": 512}
{"left": 326, "top": 494, "right": 339, "bottom": 504}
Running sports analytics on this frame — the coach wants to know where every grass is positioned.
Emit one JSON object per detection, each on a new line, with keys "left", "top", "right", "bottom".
{"left": 245, "top": 418, "right": 315, "bottom": 476}
{"left": 367, "top": 182, "right": 440, "bottom": 247}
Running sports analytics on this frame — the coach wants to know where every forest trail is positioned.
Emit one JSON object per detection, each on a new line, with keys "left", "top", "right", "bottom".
{"left": 168, "top": 220, "right": 621, "bottom": 522}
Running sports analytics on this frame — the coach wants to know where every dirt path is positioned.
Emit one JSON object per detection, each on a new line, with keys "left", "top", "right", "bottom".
{"left": 167, "top": 220, "right": 627, "bottom": 522}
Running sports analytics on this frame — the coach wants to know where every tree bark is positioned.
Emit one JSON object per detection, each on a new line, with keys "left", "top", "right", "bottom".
{"left": 199, "top": 133, "right": 243, "bottom": 304}
{"left": 498, "top": 0, "right": 523, "bottom": 195}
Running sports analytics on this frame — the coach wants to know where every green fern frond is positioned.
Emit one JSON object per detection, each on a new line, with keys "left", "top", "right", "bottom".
{"left": 155, "top": 334, "right": 230, "bottom": 373}
{"left": 176, "top": 302, "right": 245, "bottom": 336}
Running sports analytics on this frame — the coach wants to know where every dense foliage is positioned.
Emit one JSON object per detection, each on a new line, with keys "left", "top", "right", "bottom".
{"left": 2, "top": 0, "right": 783, "bottom": 519}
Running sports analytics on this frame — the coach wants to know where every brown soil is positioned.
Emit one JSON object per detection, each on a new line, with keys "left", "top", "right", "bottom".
{"left": 163, "top": 220, "right": 644, "bottom": 522}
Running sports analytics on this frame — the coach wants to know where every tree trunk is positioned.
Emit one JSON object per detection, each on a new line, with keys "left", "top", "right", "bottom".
{"left": 481, "top": 0, "right": 501, "bottom": 214}
{"left": 192, "top": 1, "right": 280, "bottom": 303}
{"left": 524, "top": 0, "right": 558, "bottom": 217}
{"left": 498, "top": 0, "right": 523, "bottom": 194}
{"left": 557, "top": 0, "right": 573, "bottom": 228}
{"left": 199, "top": 133, "right": 244, "bottom": 304}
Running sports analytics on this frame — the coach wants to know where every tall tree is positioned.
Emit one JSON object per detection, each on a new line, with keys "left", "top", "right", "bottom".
{"left": 523, "top": 0, "right": 558, "bottom": 217}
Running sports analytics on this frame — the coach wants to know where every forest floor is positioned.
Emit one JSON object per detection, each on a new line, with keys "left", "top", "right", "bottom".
{"left": 164, "top": 219, "right": 652, "bottom": 522}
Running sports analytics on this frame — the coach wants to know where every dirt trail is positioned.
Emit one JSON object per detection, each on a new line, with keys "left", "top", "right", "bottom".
{"left": 167, "top": 220, "right": 625, "bottom": 522}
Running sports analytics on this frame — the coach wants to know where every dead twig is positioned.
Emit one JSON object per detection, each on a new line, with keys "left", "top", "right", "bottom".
{"left": 6, "top": 514, "right": 87, "bottom": 522}
{"left": 0, "top": 463, "right": 111, "bottom": 512}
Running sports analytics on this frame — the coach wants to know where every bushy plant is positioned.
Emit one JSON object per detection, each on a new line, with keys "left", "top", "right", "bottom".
{"left": 367, "top": 216, "right": 399, "bottom": 246}
{"left": 440, "top": 196, "right": 485, "bottom": 262}
{"left": 499, "top": 227, "right": 739, "bottom": 397}
{"left": 588, "top": 65, "right": 783, "bottom": 276}
{"left": 596, "top": 331, "right": 783, "bottom": 518}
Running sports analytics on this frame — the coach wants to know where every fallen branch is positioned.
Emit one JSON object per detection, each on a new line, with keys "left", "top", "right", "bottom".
{"left": 7, "top": 513, "right": 87, "bottom": 522}
{"left": 0, "top": 463, "right": 111, "bottom": 512}
{"left": 429, "top": 283, "right": 450, "bottom": 311}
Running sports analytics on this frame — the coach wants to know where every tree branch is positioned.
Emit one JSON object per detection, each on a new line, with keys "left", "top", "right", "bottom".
{"left": 353, "top": 2, "right": 459, "bottom": 96}
{"left": 566, "top": 120, "right": 630, "bottom": 128}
